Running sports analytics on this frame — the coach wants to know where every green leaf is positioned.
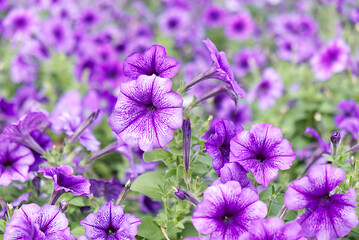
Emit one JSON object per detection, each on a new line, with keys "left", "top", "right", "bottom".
{"left": 68, "top": 196, "right": 91, "bottom": 207}
{"left": 143, "top": 149, "right": 173, "bottom": 162}
{"left": 137, "top": 217, "right": 163, "bottom": 240}
{"left": 0, "top": 219, "right": 6, "bottom": 234}
{"left": 71, "top": 225, "right": 86, "bottom": 237}
{"left": 131, "top": 171, "right": 164, "bottom": 199}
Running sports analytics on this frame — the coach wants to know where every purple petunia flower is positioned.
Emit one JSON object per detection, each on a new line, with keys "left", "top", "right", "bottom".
{"left": 204, "top": 119, "right": 242, "bottom": 175}
{"left": 80, "top": 201, "right": 141, "bottom": 240}
{"left": 10, "top": 53, "right": 38, "bottom": 84}
{"left": 4, "top": 203, "right": 73, "bottom": 239}
{"left": 192, "top": 181, "right": 267, "bottom": 239}
{"left": 230, "top": 123, "right": 296, "bottom": 187}
{"left": 276, "top": 37, "right": 318, "bottom": 63}
{"left": 202, "top": 5, "right": 225, "bottom": 28}
{"left": 90, "top": 178, "right": 123, "bottom": 202}
{"left": 108, "top": 75, "right": 183, "bottom": 152}
{"left": 123, "top": 44, "right": 180, "bottom": 80}
{"left": 158, "top": 7, "right": 191, "bottom": 36}
{"left": 239, "top": 217, "right": 305, "bottom": 240}
{"left": 0, "top": 140, "right": 34, "bottom": 186}
{"left": 42, "top": 18, "right": 74, "bottom": 53}
{"left": 187, "top": 39, "right": 246, "bottom": 100}
{"left": 140, "top": 195, "right": 162, "bottom": 215}
{"left": 1, "top": 112, "right": 46, "bottom": 154}
{"left": 213, "top": 95, "right": 252, "bottom": 127}
{"left": 38, "top": 164, "right": 91, "bottom": 204}
{"left": 248, "top": 68, "right": 284, "bottom": 110}
{"left": 3, "top": 8, "right": 38, "bottom": 40}
{"left": 310, "top": 39, "right": 350, "bottom": 81}
{"left": 232, "top": 48, "right": 267, "bottom": 78}
{"left": 60, "top": 113, "right": 100, "bottom": 152}
{"left": 334, "top": 100, "right": 359, "bottom": 139}
{"left": 285, "top": 164, "right": 358, "bottom": 240}
{"left": 270, "top": 13, "right": 318, "bottom": 39}
{"left": 224, "top": 13, "right": 255, "bottom": 41}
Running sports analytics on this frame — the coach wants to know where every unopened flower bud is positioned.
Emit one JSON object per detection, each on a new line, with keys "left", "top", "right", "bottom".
{"left": 330, "top": 131, "right": 341, "bottom": 145}
{"left": 59, "top": 199, "right": 68, "bottom": 212}
{"left": 330, "top": 131, "right": 341, "bottom": 157}
{"left": 182, "top": 119, "right": 191, "bottom": 173}
{"left": 174, "top": 188, "right": 199, "bottom": 206}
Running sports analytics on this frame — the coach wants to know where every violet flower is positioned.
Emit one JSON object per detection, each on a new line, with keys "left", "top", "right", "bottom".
{"left": 204, "top": 119, "right": 242, "bottom": 175}
{"left": 42, "top": 18, "right": 74, "bottom": 53}
{"left": 239, "top": 217, "right": 305, "bottom": 240}
{"left": 4, "top": 203, "right": 73, "bottom": 239}
{"left": 3, "top": 8, "right": 38, "bottom": 40}
{"left": 285, "top": 164, "right": 358, "bottom": 239}
{"left": 334, "top": 100, "right": 359, "bottom": 139}
{"left": 60, "top": 113, "right": 100, "bottom": 152}
{"left": 158, "top": 7, "right": 191, "bottom": 36}
{"left": 224, "top": 13, "right": 255, "bottom": 41}
{"left": 247, "top": 68, "right": 284, "bottom": 110}
{"left": 213, "top": 95, "right": 252, "bottom": 127}
{"left": 90, "top": 178, "right": 123, "bottom": 202}
{"left": 192, "top": 181, "right": 267, "bottom": 239}
{"left": 0, "top": 140, "right": 35, "bottom": 186}
{"left": 1, "top": 112, "right": 46, "bottom": 154}
{"left": 230, "top": 123, "right": 296, "bottom": 187}
{"left": 232, "top": 48, "right": 267, "bottom": 78}
{"left": 80, "top": 201, "right": 141, "bottom": 240}
{"left": 310, "top": 39, "right": 350, "bottom": 81}
{"left": 203, "top": 5, "right": 225, "bottom": 28}
{"left": 10, "top": 53, "right": 38, "bottom": 84}
{"left": 123, "top": 44, "right": 180, "bottom": 80}
{"left": 186, "top": 38, "right": 246, "bottom": 99}
{"left": 108, "top": 75, "right": 183, "bottom": 152}
{"left": 140, "top": 196, "right": 161, "bottom": 215}
{"left": 38, "top": 164, "right": 91, "bottom": 205}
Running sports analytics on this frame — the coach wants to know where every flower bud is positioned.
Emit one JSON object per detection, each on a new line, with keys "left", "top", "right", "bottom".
{"left": 182, "top": 119, "right": 191, "bottom": 173}
{"left": 59, "top": 199, "right": 68, "bottom": 212}
{"left": 174, "top": 188, "right": 199, "bottom": 206}
{"left": 330, "top": 131, "right": 341, "bottom": 145}
{"left": 330, "top": 131, "right": 341, "bottom": 156}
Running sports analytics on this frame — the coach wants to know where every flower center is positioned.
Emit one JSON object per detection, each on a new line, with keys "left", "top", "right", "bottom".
{"left": 209, "top": 11, "right": 219, "bottom": 20}
{"left": 147, "top": 103, "right": 157, "bottom": 111}
{"left": 256, "top": 152, "right": 266, "bottom": 162}
{"left": 233, "top": 21, "right": 245, "bottom": 32}
{"left": 14, "top": 17, "right": 27, "bottom": 29}
{"left": 4, "top": 161, "right": 13, "bottom": 169}
{"left": 106, "top": 226, "right": 117, "bottom": 236}
{"left": 168, "top": 18, "right": 179, "bottom": 29}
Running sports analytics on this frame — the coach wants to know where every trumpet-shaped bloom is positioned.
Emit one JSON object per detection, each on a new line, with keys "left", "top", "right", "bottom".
{"left": 4, "top": 204, "right": 73, "bottom": 239}
{"left": 0, "top": 140, "right": 34, "bottom": 186}
{"left": 202, "top": 38, "right": 246, "bottom": 98}
{"left": 192, "top": 181, "right": 267, "bottom": 239}
{"left": 310, "top": 39, "right": 350, "bottom": 81}
{"left": 39, "top": 164, "right": 91, "bottom": 197}
{"left": 285, "top": 164, "right": 358, "bottom": 240}
{"left": 123, "top": 44, "right": 180, "bottom": 80}
{"left": 230, "top": 123, "right": 296, "bottom": 187}
{"left": 204, "top": 119, "right": 242, "bottom": 174}
{"left": 247, "top": 68, "right": 284, "bottom": 110}
{"left": 108, "top": 75, "right": 183, "bottom": 152}
{"left": 334, "top": 100, "right": 359, "bottom": 139}
{"left": 80, "top": 201, "right": 141, "bottom": 240}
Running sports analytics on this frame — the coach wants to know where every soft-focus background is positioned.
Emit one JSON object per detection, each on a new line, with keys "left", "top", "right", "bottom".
{"left": 1, "top": 0, "right": 359, "bottom": 239}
